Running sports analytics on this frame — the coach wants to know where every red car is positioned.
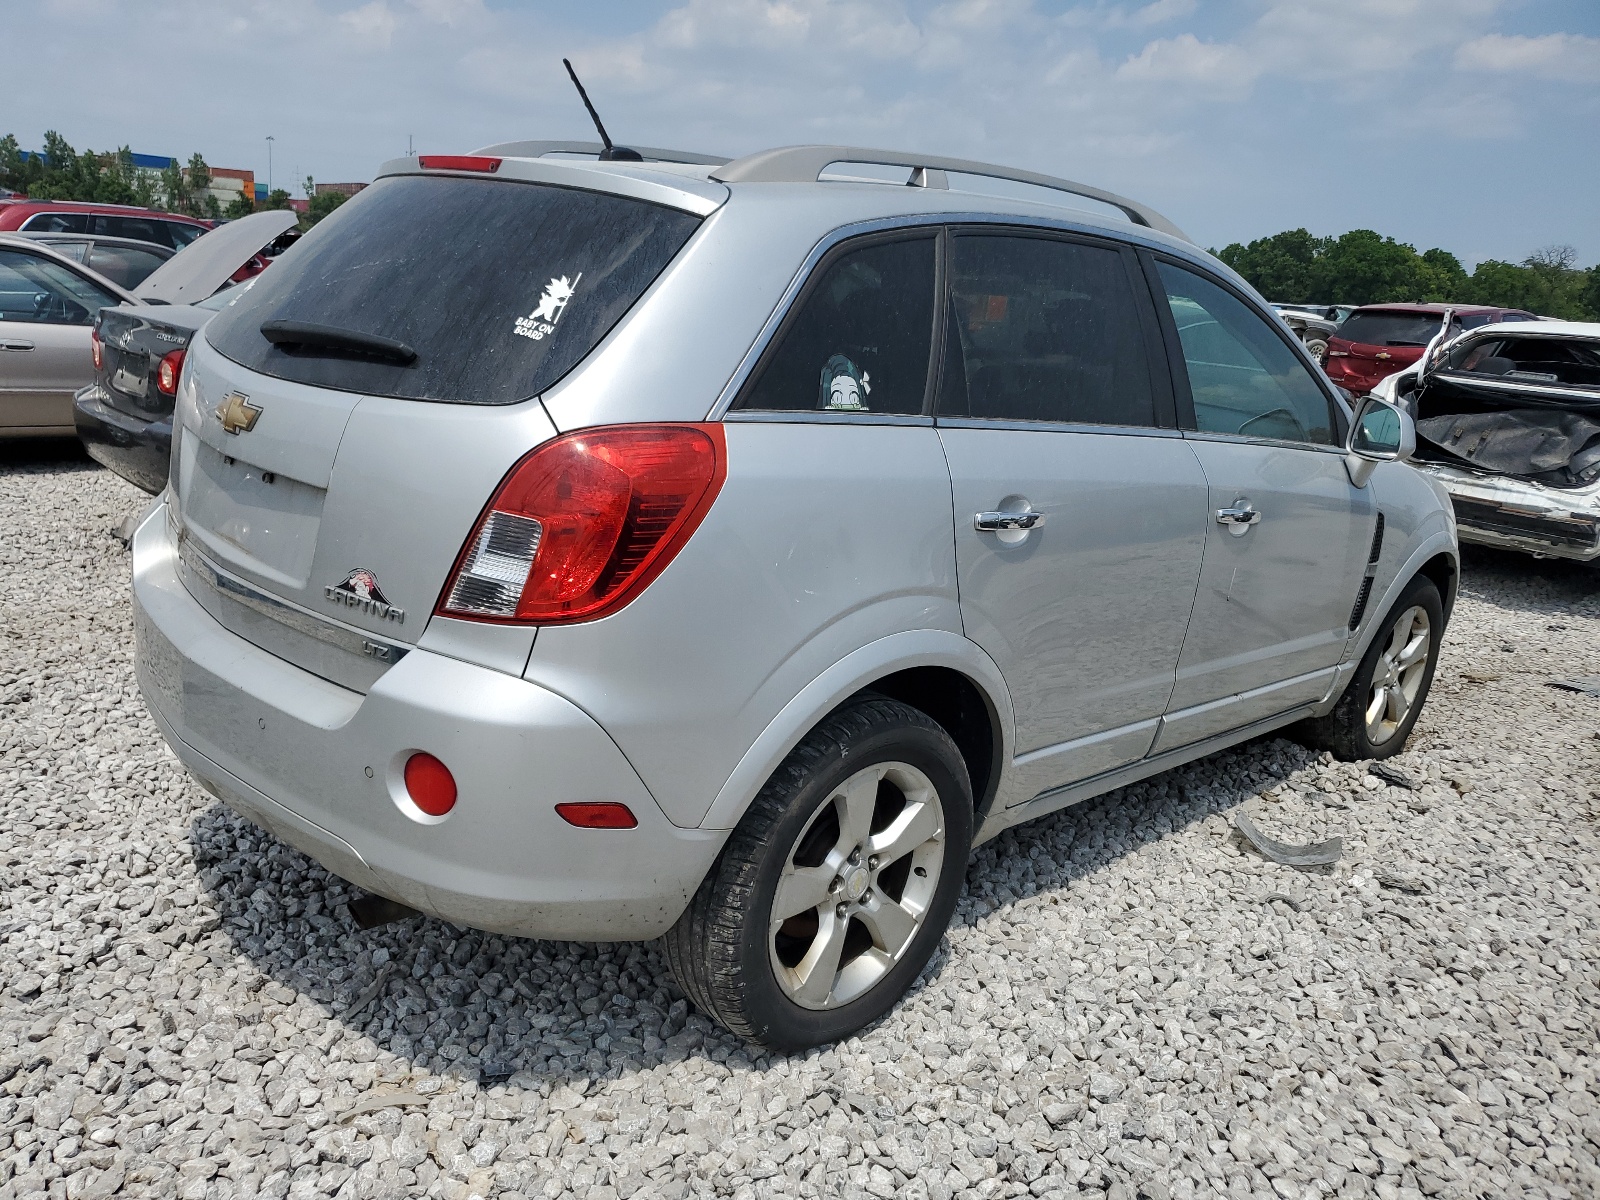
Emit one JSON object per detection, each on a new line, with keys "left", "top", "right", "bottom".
{"left": 1324, "top": 303, "right": 1540, "bottom": 395}
{"left": 0, "top": 199, "right": 211, "bottom": 250}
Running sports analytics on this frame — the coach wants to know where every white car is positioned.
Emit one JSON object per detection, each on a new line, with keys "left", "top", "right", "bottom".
{"left": 1373, "top": 320, "right": 1600, "bottom": 562}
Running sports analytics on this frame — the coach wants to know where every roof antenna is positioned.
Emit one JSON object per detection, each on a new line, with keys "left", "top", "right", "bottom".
{"left": 563, "top": 58, "right": 643, "bottom": 162}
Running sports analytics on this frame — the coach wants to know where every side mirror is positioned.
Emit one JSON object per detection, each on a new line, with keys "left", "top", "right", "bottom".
{"left": 1345, "top": 395, "right": 1415, "bottom": 487}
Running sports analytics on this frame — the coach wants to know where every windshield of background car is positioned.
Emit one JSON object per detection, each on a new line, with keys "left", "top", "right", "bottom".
{"left": 1338, "top": 311, "right": 1446, "bottom": 347}
{"left": 204, "top": 175, "right": 702, "bottom": 405}
{"left": 1443, "top": 337, "right": 1600, "bottom": 390}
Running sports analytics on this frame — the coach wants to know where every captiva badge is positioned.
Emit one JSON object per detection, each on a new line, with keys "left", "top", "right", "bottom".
{"left": 514, "top": 274, "right": 582, "bottom": 342}
{"left": 325, "top": 568, "right": 405, "bottom": 623}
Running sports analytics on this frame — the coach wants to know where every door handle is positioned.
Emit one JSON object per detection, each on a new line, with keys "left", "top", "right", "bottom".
{"left": 0, "top": 339, "right": 35, "bottom": 351}
{"left": 975, "top": 510, "right": 1044, "bottom": 531}
{"left": 1216, "top": 505, "right": 1261, "bottom": 527}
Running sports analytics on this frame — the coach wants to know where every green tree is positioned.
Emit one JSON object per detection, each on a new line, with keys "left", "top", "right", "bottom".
{"left": 224, "top": 191, "right": 255, "bottom": 219}
{"left": 159, "top": 157, "right": 189, "bottom": 213}
{"left": 1582, "top": 267, "right": 1600, "bottom": 322}
{"left": 306, "top": 188, "right": 347, "bottom": 224}
{"left": 1315, "top": 230, "right": 1430, "bottom": 306}
{"left": 1416, "top": 248, "right": 1469, "bottom": 303}
{"left": 262, "top": 188, "right": 292, "bottom": 211}
{"left": 1217, "top": 228, "right": 1325, "bottom": 300}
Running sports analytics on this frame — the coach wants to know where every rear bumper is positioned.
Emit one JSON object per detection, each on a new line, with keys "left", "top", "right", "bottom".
{"left": 132, "top": 499, "right": 723, "bottom": 940}
{"left": 74, "top": 384, "right": 171, "bottom": 494}
{"left": 1413, "top": 461, "right": 1600, "bottom": 562}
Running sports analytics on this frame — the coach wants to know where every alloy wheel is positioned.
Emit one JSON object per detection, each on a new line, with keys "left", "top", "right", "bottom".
{"left": 768, "top": 762, "right": 946, "bottom": 1010}
{"left": 1366, "top": 604, "right": 1431, "bottom": 745}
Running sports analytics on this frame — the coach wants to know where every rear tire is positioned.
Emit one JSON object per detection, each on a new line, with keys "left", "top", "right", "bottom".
{"left": 1293, "top": 575, "right": 1443, "bottom": 760}
{"left": 664, "top": 696, "right": 973, "bottom": 1051}
{"left": 1305, "top": 336, "right": 1330, "bottom": 365}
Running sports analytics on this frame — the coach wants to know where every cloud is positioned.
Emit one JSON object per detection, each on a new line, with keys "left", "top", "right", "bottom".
{"left": 1117, "top": 32, "right": 1259, "bottom": 93}
{"left": 1456, "top": 32, "right": 1600, "bottom": 83}
{"left": 339, "top": 0, "right": 398, "bottom": 48}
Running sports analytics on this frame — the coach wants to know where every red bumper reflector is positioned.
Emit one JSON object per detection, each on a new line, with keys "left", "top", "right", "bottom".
{"left": 404, "top": 752, "right": 457, "bottom": 816}
{"left": 417, "top": 155, "right": 501, "bottom": 173}
{"left": 555, "top": 802, "right": 638, "bottom": 829}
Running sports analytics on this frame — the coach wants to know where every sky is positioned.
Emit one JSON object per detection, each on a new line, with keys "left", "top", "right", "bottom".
{"left": 6, "top": 0, "right": 1599, "bottom": 268}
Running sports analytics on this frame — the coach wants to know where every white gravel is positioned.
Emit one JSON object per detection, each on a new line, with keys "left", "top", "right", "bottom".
{"left": 2, "top": 446, "right": 1598, "bottom": 1200}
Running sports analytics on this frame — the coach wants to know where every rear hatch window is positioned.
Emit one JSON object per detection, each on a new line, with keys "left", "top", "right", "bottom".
{"left": 1337, "top": 311, "right": 1446, "bottom": 348}
{"left": 204, "top": 174, "right": 702, "bottom": 405}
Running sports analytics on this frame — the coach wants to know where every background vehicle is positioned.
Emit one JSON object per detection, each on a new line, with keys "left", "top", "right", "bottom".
{"left": 2, "top": 211, "right": 296, "bottom": 440}
{"left": 0, "top": 199, "right": 209, "bottom": 249}
{"left": 1272, "top": 304, "right": 1339, "bottom": 364}
{"left": 14, "top": 232, "right": 173, "bottom": 289}
{"left": 0, "top": 235, "right": 136, "bottom": 436}
{"left": 1376, "top": 321, "right": 1600, "bottom": 562}
{"left": 73, "top": 209, "right": 298, "bottom": 483}
{"left": 131, "top": 142, "right": 1456, "bottom": 1049}
{"left": 1325, "top": 303, "right": 1540, "bottom": 395}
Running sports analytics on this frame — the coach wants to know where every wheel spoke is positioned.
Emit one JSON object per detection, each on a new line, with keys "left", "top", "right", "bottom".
{"left": 1385, "top": 683, "right": 1406, "bottom": 723}
{"left": 1398, "top": 631, "right": 1429, "bottom": 669}
{"left": 1386, "top": 614, "right": 1413, "bottom": 660}
{"left": 858, "top": 895, "right": 919, "bottom": 956}
{"left": 834, "top": 770, "right": 879, "bottom": 854}
{"left": 867, "top": 799, "right": 941, "bottom": 866}
{"left": 790, "top": 909, "right": 849, "bottom": 1007}
{"left": 1366, "top": 685, "right": 1388, "bottom": 727}
{"left": 771, "top": 864, "right": 835, "bottom": 925}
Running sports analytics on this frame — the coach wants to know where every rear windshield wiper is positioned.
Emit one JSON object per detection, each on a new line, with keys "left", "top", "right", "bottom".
{"left": 259, "top": 319, "right": 417, "bottom": 365}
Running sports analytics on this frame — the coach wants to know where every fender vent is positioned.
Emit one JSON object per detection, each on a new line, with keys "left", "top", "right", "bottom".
{"left": 1348, "top": 512, "right": 1386, "bottom": 630}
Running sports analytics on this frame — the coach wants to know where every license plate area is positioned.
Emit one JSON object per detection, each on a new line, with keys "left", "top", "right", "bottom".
{"left": 179, "top": 436, "right": 326, "bottom": 588}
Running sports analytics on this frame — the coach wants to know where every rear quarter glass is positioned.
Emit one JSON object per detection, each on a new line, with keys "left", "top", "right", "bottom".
{"left": 204, "top": 175, "right": 702, "bottom": 405}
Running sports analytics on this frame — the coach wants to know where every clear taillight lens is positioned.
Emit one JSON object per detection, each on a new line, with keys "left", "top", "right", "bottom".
{"left": 436, "top": 424, "right": 726, "bottom": 626}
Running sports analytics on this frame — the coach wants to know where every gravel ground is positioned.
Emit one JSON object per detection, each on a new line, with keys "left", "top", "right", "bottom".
{"left": 1, "top": 444, "right": 1597, "bottom": 1200}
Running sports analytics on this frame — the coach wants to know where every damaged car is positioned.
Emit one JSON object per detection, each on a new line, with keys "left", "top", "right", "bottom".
{"left": 1374, "top": 321, "right": 1600, "bottom": 562}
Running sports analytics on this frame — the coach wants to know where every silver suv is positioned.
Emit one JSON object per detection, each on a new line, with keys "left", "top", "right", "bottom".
{"left": 132, "top": 142, "right": 1457, "bottom": 1049}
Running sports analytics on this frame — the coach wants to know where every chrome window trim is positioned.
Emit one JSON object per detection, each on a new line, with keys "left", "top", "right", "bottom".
{"left": 177, "top": 535, "right": 410, "bottom": 667}
{"left": 723, "top": 411, "right": 934, "bottom": 427}
{"left": 707, "top": 211, "right": 1183, "bottom": 421}
{"left": 935, "top": 416, "right": 1183, "bottom": 439}
{"left": 1180, "top": 428, "right": 1347, "bottom": 455}
{"left": 1429, "top": 371, "right": 1600, "bottom": 404}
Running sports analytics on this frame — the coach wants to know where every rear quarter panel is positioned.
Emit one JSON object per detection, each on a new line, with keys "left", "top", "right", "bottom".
{"left": 521, "top": 421, "right": 963, "bottom": 828}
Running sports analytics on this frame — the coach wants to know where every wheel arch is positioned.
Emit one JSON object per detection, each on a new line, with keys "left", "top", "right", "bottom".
{"left": 698, "top": 630, "right": 1013, "bottom": 830}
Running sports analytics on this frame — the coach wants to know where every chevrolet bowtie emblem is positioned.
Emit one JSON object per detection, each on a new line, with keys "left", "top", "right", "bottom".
{"left": 214, "top": 391, "right": 262, "bottom": 435}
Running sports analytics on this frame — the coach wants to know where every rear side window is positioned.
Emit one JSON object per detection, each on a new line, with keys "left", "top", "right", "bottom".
{"left": 938, "top": 234, "right": 1156, "bottom": 426}
{"left": 205, "top": 175, "right": 702, "bottom": 405}
{"left": 736, "top": 236, "right": 936, "bottom": 415}
{"left": 87, "top": 244, "right": 169, "bottom": 289}
{"left": 167, "top": 223, "right": 206, "bottom": 249}
{"left": 21, "top": 213, "right": 88, "bottom": 234}
{"left": 91, "top": 215, "right": 166, "bottom": 246}
{"left": 1159, "top": 262, "right": 1335, "bottom": 446}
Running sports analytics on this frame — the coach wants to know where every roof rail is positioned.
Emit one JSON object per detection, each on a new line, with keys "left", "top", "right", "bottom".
{"left": 470, "top": 140, "right": 730, "bottom": 167}
{"left": 710, "top": 145, "right": 1188, "bottom": 242}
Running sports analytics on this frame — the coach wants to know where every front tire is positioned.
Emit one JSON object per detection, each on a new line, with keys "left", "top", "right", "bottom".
{"left": 1294, "top": 575, "right": 1443, "bottom": 760}
{"left": 664, "top": 697, "right": 973, "bottom": 1050}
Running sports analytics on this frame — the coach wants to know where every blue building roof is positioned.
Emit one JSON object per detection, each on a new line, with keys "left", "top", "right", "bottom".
{"left": 21, "top": 149, "right": 176, "bottom": 170}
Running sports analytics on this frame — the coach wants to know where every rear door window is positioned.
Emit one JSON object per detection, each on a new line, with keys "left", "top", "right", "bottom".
{"left": 91, "top": 215, "right": 167, "bottom": 246}
{"left": 87, "top": 244, "right": 169, "bottom": 289}
{"left": 166, "top": 222, "right": 206, "bottom": 248}
{"left": 1158, "top": 262, "right": 1336, "bottom": 446}
{"left": 205, "top": 174, "right": 702, "bottom": 405}
{"left": 736, "top": 235, "right": 937, "bottom": 415}
{"left": 938, "top": 233, "right": 1158, "bottom": 426}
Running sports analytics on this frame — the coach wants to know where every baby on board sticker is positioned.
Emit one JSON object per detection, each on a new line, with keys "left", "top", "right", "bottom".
{"left": 514, "top": 274, "right": 582, "bottom": 341}
{"left": 819, "top": 353, "right": 870, "bottom": 411}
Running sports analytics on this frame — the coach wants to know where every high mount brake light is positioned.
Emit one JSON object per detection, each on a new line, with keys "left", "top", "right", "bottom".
{"left": 417, "top": 155, "right": 501, "bottom": 173}
{"left": 156, "top": 348, "right": 186, "bottom": 397}
{"left": 437, "top": 424, "right": 726, "bottom": 626}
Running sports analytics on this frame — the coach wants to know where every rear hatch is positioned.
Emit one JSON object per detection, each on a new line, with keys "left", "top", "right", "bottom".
{"left": 1330, "top": 310, "right": 1442, "bottom": 388}
{"left": 97, "top": 305, "right": 212, "bottom": 421}
{"left": 171, "top": 165, "right": 711, "bottom": 691}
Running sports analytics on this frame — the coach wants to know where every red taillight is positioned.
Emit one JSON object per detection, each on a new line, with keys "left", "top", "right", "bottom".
{"left": 437, "top": 424, "right": 727, "bottom": 625}
{"left": 90, "top": 329, "right": 103, "bottom": 372}
{"left": 156, "top": 348, "right": 186, "bottom": 397}
{"left": 555, "top": 802, "right": 638, "bottom": 829}
{"left": 404, "top": 753, "right": 457, "bottom": 816}
{"left": 417, "top": 155, "right": 501, "bottom": 173}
